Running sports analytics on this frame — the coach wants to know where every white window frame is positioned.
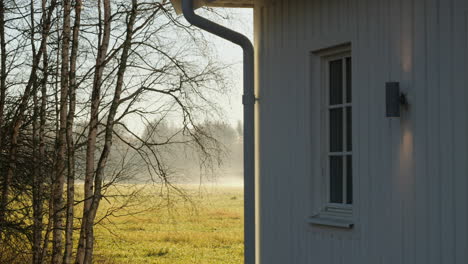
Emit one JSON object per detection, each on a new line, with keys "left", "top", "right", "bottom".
{"left": 319, "top": 47, "right": 353, "bottom": 219}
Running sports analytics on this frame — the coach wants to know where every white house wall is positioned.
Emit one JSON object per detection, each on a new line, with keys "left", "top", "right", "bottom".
{"left": 254, "top": 0, "right": 468, "bottom": 263}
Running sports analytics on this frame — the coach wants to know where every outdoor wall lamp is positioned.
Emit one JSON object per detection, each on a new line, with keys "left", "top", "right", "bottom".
{"left": 386, "top": 82, "right": 407, "bottom": 117}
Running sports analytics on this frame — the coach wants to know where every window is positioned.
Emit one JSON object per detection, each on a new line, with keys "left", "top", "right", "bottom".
{"left": 322, "top": 49, "right": 353, "bottom": 217}
{"left": 309, "top": 44, "right": 354, "bottom": 228}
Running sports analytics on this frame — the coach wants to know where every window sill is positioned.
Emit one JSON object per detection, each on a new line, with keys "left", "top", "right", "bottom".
{"left": 308, "top": 215, "right": 354, "bottom": 229}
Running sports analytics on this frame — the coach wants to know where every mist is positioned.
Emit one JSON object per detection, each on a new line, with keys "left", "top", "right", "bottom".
{"left": 95, "top": 120, "right": 244, "bottom": 186}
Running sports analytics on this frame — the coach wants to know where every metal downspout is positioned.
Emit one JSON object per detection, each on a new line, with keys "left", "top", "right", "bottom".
{"left": 181, "top": 1, "right": 256, "bottom": 264}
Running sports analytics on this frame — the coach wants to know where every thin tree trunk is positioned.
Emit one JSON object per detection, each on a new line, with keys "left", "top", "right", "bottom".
{"left": 63, "top": 0, "right": 82, "bottom": 263}
{"left": 37, "top": 33, "right": 49, "bottom": 264}
{"left": 75, "top": 1, "right": 111, "bottom": 263}
{"left": 32, "top": 75, "right": 42, "bottom": 264}
{"left": 41, "top": 191, "right": 54, "bottom": 263}
{"left": 52, "top": 0, "right": 71, "bottom": 262}
{"left": 29, "top": 1, "right": 43, "bottom": 262}
{"left": 47, "top": 6, "right": 61, "bottom": 261}
{"left": 32, "top": 1, "right": 53, "bottom": 262}
{"left": 0, "top": 0, "right": 6, "bottom": 235}
{"left": 0, "top": 0, "right": 6, "bottom": 148}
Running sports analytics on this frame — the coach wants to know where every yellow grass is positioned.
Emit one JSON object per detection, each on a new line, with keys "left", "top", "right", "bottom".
{"left": 90, "top": 185, "right": 244, "bottom": 264}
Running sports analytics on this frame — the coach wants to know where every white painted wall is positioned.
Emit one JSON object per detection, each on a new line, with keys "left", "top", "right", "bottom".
{"left": 254, "top": 0, "right": 468, "bottom": 263}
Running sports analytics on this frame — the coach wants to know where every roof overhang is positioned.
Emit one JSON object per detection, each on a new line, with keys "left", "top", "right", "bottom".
{"left": 170, "top": 0, "right": 254, "bottom": 14}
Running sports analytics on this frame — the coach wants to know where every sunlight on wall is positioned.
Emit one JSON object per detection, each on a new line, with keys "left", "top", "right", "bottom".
{"left": 398, "top": 121, "right": 414, "bottom": 194}
{"left": 401, "top": 36, "right": 413, "bottom": 74}
{"left": 398, "top": 12, "right": 414, "bottom": 193}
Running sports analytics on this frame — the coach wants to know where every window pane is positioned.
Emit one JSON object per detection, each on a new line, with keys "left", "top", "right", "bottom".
{"left": 330, "top": 156, "right": 343, "bottom": 203}
{"left": 329, "top": 108, "right": 343, "bottom": 152}
{"left": 329, "top": 59, "right": 343, "bottom": 105}
{"left": 346, "top": 57, "right": 352, "bottom": 103}
{"left": 346, "top": 107, "right": 352, "bottom": 151}
{"left": 346, "top": 155, "right": 353, "bottom": 204}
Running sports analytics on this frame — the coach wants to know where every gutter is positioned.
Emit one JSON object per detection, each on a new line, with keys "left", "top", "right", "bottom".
{"left": 181, "top": 1, "right": 256, "bottom": 263}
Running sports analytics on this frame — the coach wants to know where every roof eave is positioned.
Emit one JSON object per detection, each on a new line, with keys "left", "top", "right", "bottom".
{"left": 169, "top": 0, "right": 254, "bottom": 15}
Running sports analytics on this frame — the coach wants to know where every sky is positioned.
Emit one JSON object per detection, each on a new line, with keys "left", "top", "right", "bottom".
{"left": 198, "top": 8, "right": 253, "bottom": 126}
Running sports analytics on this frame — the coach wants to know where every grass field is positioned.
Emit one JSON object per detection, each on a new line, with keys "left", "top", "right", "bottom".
{"left": 91, "top": 185, "right": 244, "bottom": 264}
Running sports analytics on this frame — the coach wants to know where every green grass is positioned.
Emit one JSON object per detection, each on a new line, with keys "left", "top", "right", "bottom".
{"left": 91, "top": 185, "right": 244, "bottom": 264}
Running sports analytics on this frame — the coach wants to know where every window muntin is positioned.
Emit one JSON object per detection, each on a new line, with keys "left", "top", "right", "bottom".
{"left": 325, "top": 54, "right": 353, "bottom": 209}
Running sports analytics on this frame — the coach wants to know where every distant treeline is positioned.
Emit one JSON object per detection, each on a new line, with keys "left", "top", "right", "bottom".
{"left": 138, "top": 120, "right": 244, "bottom": 184}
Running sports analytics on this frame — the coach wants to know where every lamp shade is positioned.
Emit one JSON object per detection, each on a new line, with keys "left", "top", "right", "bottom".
{"left": 386, "top": 82, "right": 401, "bottom": 117}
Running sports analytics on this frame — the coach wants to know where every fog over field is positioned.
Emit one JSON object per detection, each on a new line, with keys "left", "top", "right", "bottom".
{"left": 89, "top": 120, "right": 244, "bottom": 186}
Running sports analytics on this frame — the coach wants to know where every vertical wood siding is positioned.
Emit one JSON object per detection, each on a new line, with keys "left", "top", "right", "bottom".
{"left": 254, "top": 0, "right": 468, "bottom": 263}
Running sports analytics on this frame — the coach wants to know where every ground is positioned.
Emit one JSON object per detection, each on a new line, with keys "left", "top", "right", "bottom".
{"left": 91, "top": 185, "right": 244, "bottom": 264}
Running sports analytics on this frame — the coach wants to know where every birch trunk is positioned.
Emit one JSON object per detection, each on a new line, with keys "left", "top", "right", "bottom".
{"left": 75, "top": 1, "right": 111, "bottom": 263}
{"left": 32, "top": 76, "right": 41, "bottom": 264}
{"left": 0, "top": 0, "right": 6, "bottom": 148}
{"left": 0, "top": 0, "right": 5, "bottom": 234}
{"left": 51, "top": 0, "right": 71, "bottom": 262}
{"left": 36, "top": 35, "right": 49, "bottom": 263}
{"left": 63, "top": 0, "right": 81, "bottom": 263}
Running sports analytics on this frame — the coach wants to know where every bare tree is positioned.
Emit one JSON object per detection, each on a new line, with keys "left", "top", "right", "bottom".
{"left": 75, "top": 1, "right": 112, "bottom": 263}
{"left": 35, "top": 9, "right": 51, "bottom": 260}
{"left": 32, "top": 1, "right": 52, "bottom": 262}
{"left": 81, "top": 1, "right": 139, "bottom": 262}
{"left": 63, "top": 1, "right": 82, "bottom": 263}
{"left": 0, "top": 0, "right": 6, "bottom": 148}
{"left": 51, "top": 0, "right": 71, "bottom": 262}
